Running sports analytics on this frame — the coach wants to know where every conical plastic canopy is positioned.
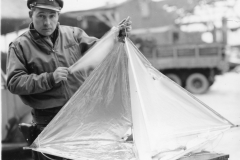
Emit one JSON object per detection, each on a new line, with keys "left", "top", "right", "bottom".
{"left": 28, "top": 27, "right": 233, "bottom": 160}
{"left": 125, "top": 39, "right": 233, "bottom": 160}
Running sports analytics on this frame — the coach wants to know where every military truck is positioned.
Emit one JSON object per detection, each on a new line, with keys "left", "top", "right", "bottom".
{"left": 142, "top": 42, "right": 228, "bottom": 94}
{"left": 129, "top": 17, "right": 229, "bottom": 94}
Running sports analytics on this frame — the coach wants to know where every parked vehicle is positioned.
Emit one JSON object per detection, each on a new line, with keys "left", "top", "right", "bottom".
{"left": 141, "top": 43, "right": 229, "bottom": 94}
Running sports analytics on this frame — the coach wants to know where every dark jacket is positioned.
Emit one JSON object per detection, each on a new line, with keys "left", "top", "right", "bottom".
{"left": 7, "top": 23, "right": 98, "bottom": 109}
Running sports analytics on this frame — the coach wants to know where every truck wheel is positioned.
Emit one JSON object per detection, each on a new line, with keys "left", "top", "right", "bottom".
{"left": 186, "top": 73, "right": 209, "bottom": 94}
{"left": 209, "top": 79, "right": 215, "bottom": 87}
{"left": 166, "top": 73, "right": 182, "bottom": 86}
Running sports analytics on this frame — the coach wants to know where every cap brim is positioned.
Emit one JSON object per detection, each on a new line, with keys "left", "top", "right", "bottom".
{"left": 35, "top": 5, "right": 61, "bottom": 11}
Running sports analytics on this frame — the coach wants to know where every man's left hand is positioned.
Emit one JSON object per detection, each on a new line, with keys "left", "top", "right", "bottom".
{"left": 118, "top": 17, "right": 132, "bottom": 42}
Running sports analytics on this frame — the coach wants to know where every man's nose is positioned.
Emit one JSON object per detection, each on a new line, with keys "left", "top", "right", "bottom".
{"left": 44, "top": 18, "right": 50, "bottom": 26}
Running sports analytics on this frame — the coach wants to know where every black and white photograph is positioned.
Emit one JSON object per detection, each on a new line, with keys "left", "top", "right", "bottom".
{"left": 1, "top": 0, "right": 240, "bottom": 160}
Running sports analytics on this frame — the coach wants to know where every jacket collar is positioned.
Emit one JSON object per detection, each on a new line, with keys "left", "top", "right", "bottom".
{"left": 28, "top": 22, "right": 60, "bottom": 41}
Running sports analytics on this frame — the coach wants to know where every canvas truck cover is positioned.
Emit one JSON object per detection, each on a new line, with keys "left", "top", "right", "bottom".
{"left": 26, "top": 26, "right": 234, "bottom": 160}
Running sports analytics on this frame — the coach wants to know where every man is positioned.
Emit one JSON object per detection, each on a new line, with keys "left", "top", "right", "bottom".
{"left": 6, "top": 0, "right": 131, "bottom": 159}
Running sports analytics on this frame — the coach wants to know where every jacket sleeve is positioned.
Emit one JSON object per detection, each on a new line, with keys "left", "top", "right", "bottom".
{"left": 73, "top": 27, "right": 98, "bottom": 55}
{"left": 6, "top": 43, "right": 55, "bottom": 95}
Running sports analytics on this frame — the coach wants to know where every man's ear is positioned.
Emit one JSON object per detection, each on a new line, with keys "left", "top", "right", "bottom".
{"left": 29, "top": 11, "right": 33, "bottom": 18}
{"left": 57, "top": 12, "right": 60, "bottom": 20}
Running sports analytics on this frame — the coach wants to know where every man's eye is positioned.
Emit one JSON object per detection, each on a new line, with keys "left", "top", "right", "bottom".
{"left": 50, "top": 15, "right": 56, "bottom": 18}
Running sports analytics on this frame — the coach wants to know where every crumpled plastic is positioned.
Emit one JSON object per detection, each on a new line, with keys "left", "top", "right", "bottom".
{"left": 29, "top": 28, "right": 135, "bottom": 160}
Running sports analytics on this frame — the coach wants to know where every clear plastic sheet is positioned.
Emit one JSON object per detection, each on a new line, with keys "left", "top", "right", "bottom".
{"left": 125, "top": 39, "right": 233, "bottom": 160}
{"left": 28, "top": 28, "right": 234, "bottom": 160}
{"left": 30, "top": 33, "right": 135, "bottom": 159}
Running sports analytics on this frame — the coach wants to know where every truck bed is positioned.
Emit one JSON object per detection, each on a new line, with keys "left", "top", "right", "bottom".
{"left": 144, "top": 43, "right": 227, "bottom": 71}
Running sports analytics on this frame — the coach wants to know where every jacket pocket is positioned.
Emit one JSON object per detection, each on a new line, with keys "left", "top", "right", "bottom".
{"left": 65, "top": 42, "right": 82, "bottom": 64}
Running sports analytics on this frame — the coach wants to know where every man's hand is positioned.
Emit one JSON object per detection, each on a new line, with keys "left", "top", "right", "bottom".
{"left": 118, "top": 16, "right": 132, "bottom": 42}
{"left": 53, "top": 67, "right": 69, "bottom": 83}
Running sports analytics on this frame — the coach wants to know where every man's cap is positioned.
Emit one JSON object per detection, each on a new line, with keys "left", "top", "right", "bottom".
{"left": 27, "top": 0, "right": 64, "bottom": 12}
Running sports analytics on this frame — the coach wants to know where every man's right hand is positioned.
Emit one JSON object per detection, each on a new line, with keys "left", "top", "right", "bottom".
{"left": 53, "top": 67, "right": 69, "bottom": 83}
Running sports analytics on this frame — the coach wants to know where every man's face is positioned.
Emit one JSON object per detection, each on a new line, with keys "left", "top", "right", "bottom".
{"left": 31, "top": 8, "right": 59, "bottom": 36}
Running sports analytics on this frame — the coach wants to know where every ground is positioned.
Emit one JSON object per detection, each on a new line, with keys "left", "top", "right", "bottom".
{"left": 194, "top": 68, "right": 240, "bottom": 160}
